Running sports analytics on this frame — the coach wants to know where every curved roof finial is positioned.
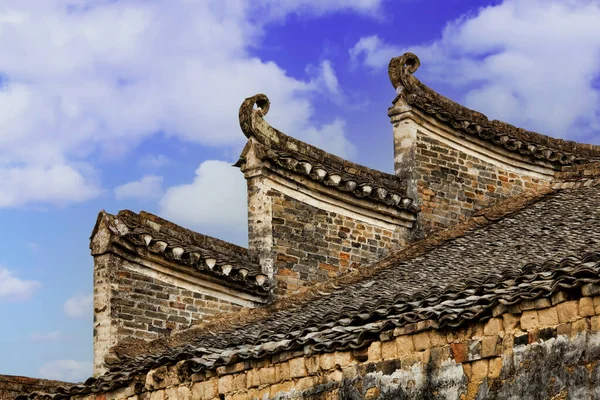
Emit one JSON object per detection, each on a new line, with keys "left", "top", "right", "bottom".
{"left": 239, "top": 93, "right": 271, "bottom": 138}
{"left": 388, "top": 52, "right": 420, "bottom": 90}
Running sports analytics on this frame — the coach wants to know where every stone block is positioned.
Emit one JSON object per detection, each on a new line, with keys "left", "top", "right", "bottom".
{"left": 520, "top": 310, "right": 539, "bottom": 330}
{"left": 367, "top": 342, "right": 382, "bottom": 362}
{"left": 413, "top": 331, "right": 431, "bottom": 351}
{"left": 289, "top": 357, "right": 307, "bottom": 378}
{"left": 488, "top": 357, "right": 503, "bottom": 379}
{"left": 557, "top": 323, "right": 572, "bottom": 337}
{"left": 471, "top": 359, "right": 489, "bottom": 381}
{"left": 319, "top": 353, "right": 336, "bottom": 370}
{"left": 334, "top": 351, "right": 354, "bottom": 368}
{"left": 305, "top": 355, "right": 320, "bottom": 375}
{"left": 218, "top": 375, "right": 233, "bottom": 394}
{"left": 594, "top": 296, "right": 600, "bottom": 314}
{"left": 381, "top": 340, "right": 397, "bottom": 360}
{"left": 481, "top": 336, "right": 500, "bottom": 358}
{"left": 246, "top": 369, "right": 260, "bottom": 388}
{"left": 149, "top": 390, "right": 165, "bottom": 400}
{"left": 571, "top": 318, "right": 590, "bottom": 336}
{"left": 275, "top": 361, "right": 290, "bottom": 382}
{"left": 177, "top": 386, "right": 190, "bottom": 400}
{"left": 582, "top": 284, "right": 600, "bottom": 297}
{"left": 534, "top": 298, "right": 552, "bottom": 309}
{"left": 552, "top": 291, "right": 569, "bottom": 306}
{"left": 429, "top": 330, "right": 447, "bottom": 347}
{"left": 538, "top": 307, "right": 559, "bottom": 326}
{"left": 483, "top": 318, "right": 503, "bottom": 336}
{"left": 579, "top": 297, "right": 595, "bottom": 317}
{"left": 503, "top": 313, "right": 520, "bottom": 332}
{"left": 396, "top": 335, "right": 415, "bottom": 356}
{"left": 591, "top": 316, "right": 600, "bottom": 332}
{"left": 258, "top": 367, "right": 277, "bottom": 386}
{"left": 192, "top": 380, "right": 218, "bottom": 400}
{"left": 232, "top": 374, "right": 246, "bottom": 391}
{"left": 450, "top": 342, "right": 468, "bottom": 364}
{"left": 557, "top": 300, "right": 578, "bottom": 323}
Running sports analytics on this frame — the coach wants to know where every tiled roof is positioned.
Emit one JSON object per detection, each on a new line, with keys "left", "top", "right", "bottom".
{"left": 92, "top": 210, "right": 270, "bottom": 295}
{"left": 30, "top": 182, "right": 600, "bottom": 399}
{"left": 237, "top": 94, "right": 419, "bottom": 214}
{"left": 388, "top": 53, "right": 600, "bottom": 165}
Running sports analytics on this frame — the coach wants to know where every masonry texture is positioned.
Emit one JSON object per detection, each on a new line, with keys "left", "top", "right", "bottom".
{"left": 413, "top": 132, "right": 552, "bottom": 233}
{"left": 266, "top": 189, "right": 405, "bottom": 294}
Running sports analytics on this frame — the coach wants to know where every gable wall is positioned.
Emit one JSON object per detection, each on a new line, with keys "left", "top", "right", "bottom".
{"left": 246, "top": 171, "right": 412, "bottom": 296}
{"left": 92, "top": 252, "right": 260, "bottom": 376}
{"left": 414, "top": 132, "right": 552, "bottom": 234}
{"left": 391, "top": 110, "right": 555, "bottom": 235}
{"left": 78, "top": 285, "right": 600, "bottom": 400}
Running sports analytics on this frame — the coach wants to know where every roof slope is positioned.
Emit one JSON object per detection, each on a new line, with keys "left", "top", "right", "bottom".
{"left": 388, "top": 53, "right": 600, "bottom": 165}
{"left": 35, "top": 183, "right": 600, "bottom": 398}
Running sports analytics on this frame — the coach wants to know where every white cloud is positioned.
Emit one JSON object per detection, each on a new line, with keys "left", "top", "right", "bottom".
{"left": 114, "top": 175, "right": 163, "bottom": 201}
{"left": 159, "top": 160, "right": 247, "bottom": 241}
{"left": 0, "top": 0, "right": 371, "bottom": 208}
{"left": 350, "top": 0, "right": 600, "bottom": 141}
{"left": 63, "top": 293, "right": 93, "bottom": 319}
{"left": 39, "top": 359, "right": 92, "bottom": 383}
{"left": 30, "top": 331, "right": 62, "bottom": 342}
{"left": 0, "top": 267, "right": 40, "bottom": 302}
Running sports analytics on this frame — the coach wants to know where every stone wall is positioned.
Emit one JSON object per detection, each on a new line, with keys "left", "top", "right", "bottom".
{"left": 82, "top": 285, "right": 600, "bottom": 400}
{"left": 0, "top": 375, "right": 71, "bottom": 400}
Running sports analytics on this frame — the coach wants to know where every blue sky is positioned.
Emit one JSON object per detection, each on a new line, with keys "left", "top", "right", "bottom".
{"left": 1, "top": 0, "right": 599, "bottom": 382}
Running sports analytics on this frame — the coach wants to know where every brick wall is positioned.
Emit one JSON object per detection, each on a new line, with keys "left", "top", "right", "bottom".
{"left": 110, "top": 260, "right": 242, "bottom": 340}
{"left": 414, "top": 133, "right": 552, "bottom": 233}
{"left": 93, "top": 253, "right": 248, "bottom": 375}
{"left": 267, "top": 189, "right": 405, "bottom": 294}
{"left": 79, "top": 286, "right": 600, "bottom": 400}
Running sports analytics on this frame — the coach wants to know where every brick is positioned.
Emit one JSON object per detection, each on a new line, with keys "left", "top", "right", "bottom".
{"left": 520, "top": 310, "right": 539, "bottom": 330}
{"left": 557, "top": 301, "right": 578, "bottom": 323}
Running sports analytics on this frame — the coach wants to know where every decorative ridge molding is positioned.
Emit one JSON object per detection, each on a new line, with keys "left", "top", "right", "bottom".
{"left": 90, "top": 210, "right": 271, "bottom": 295}
{"left": 238, "top": 94, "right": 419, "bottom": 214}
{"left": 388, "top": 52, "right": 600, "bottom": 166}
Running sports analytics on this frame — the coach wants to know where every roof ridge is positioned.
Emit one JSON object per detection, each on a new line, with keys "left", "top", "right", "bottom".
{"left": 388, "top": 53, "right": 600, "bottom": 165}
{"left": 237, "top": 94, "right": 419, "bottom": 213}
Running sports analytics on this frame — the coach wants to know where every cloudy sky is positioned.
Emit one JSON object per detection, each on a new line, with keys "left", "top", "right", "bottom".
{"left": 1, "top": 0, "right": 599, "bottom": 382}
